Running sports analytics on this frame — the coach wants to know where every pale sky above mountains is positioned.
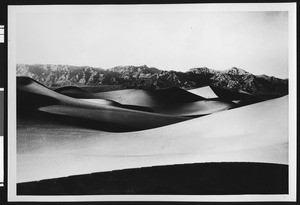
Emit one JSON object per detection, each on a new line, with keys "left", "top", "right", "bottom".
{"left": 14, "top": 4, "right": 290, "bottom": 78}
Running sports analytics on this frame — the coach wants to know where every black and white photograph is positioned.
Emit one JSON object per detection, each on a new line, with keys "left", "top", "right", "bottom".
{"left": 7, "top": 3, "right": 296, "bottom": 202}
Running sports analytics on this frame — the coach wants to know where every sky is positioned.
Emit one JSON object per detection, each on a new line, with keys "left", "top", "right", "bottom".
{"left": 14, "top": 5, "right": 289, "bottom": 78}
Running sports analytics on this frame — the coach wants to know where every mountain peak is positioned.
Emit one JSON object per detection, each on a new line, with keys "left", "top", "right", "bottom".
{"left": 188, "top": 67, "right": 216, "bottom": 75}
{"left": 109, "top": 65, "right": 160, "bottom": 75}
{"left": 224, "top": 67, "right": 249, "bottom": 75}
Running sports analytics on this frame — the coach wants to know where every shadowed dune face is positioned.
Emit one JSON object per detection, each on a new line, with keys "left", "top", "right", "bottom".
{"left": 17, "top": 77, "right": 60, "bottom": 107}
{"left": 80, "top": 99, "right": 154, "bottom": 113}
{"left": 17, "top": 162, "right": 288, "bottom": 195}
{"left": 17, "top": 95, "right": 288, "bottom": 183}
{"left": 210, "top": 86, "right": 261, "bottom": 101}
{"left": 54, "top": 86, "right": 96, "bottom": 98}
{"left": 208, "top": 86, "right": 271, "bottom": 107}
{"left": 17, "top": 76, "right": 188, "bottom": 130}
{"left": 54, "top": 86, "right": 90, "bottom": 94}
{"left": 18, "top": 76, "right": 234, "bottom": 122}
{"left": 55, "top": 85, "right": 235, "bottom": 116}
{"left": 55, "top": 87, "right": 205, "bottom": 106}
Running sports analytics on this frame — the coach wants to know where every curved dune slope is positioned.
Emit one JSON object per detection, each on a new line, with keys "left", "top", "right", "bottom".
{"left": 17, "top": 77, "right": 187, "bottom": 130}
{"left": 188, "top": 86, "right": 218, "bottom": 99}
{"left": 81, "top": 98, "right": 233, "bottom": 117}
{"left": 54, "top": 86, "right": 98, "bottom": 98}
{"left": 55, "top": 86, "right": 205, "bottom": 106}
{"left": 55, "top": 85, "right": 234, "bottom": 116}
{"left": 210, "top": 86, "right": 261, "bottom": 101}
{"left": 54, "top": 86, "right": 90, "bottom": 94}
{"left": 151, "top": 100, "right": 232, "bottom": 116}
{"left": 17, "top": 96, "right": 288, "bottom": 183}
{"left": 92, "top": 88, "right": 234, "bottom": 116}
{"left": 80, "top": 99, "right": 154, "bottom": 113}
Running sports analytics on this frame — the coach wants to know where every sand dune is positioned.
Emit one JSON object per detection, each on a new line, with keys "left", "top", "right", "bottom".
{"left": 150, "top": 100, "right": 232, "bottom": 116}
{"left": 17, "top": 77, "right": 187, "bottom": 130}
{"left": 54, "top": 86, "right": 91, "bottom": 95}
{"left": 210, "top": 86, "right": 261, "bottom": 101}
{"left": 81, "top": 98, "right": 233, "bottom": 117}
{"left": 80, "top": 99, "right": 154, "bottom": 112}
{"left": 55, "top": 86, "right": 205, "bottom": 106}
{"left": 58, "top": 85, "right": 234, "bottom": 116}
{"left": 188, "top": 86, "right": 218, "bottom": 99}
{"left": 19, "top": 77, "right": 233, "bottom": 118}
{"left": 91, "top": 88, "right": 234, "bottom": 116}
{"left": 17, "top": 95, "right": 288, "bottom": 183}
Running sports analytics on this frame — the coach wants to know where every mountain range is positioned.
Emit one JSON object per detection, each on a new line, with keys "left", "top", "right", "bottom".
{"left": 16, "top": 64, "right": 288, "bottom": 99}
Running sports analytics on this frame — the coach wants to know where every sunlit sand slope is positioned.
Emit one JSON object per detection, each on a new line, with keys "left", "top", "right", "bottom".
{"left": 17, "top": 77, "right": 187, "bottom": 130}
{"left": 79, "top": 98, "right": 154, "bottom": 112}
{"left": 17, "top": 96, "right": 288, "bottom": 183}
{"left": 150, "top": 100, "right": 232, "bottom": 116}
{"left": 20, "top": 77, "right": 233, "bottom": 117}
{"left": 81, "top": 98, "right": 233, "bottom": 117}
{"left": 188, "top": 86, "right": 218, "bottom": 99}
{"left": 58, "top": 85, "right": 234, "bottom": 116}
{"left": 56, "top": 87, "right": 205, "bottom": 106}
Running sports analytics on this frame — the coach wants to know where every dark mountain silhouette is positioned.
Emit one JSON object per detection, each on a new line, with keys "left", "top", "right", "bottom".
{"left": 17, "top": 64, "right": 288, "bottom": 99}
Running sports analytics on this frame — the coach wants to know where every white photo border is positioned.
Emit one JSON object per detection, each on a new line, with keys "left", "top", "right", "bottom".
{"left": 7, "top": 3, "right": 297, "bottom": 202}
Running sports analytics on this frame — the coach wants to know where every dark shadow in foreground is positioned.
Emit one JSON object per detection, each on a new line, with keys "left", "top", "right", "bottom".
{"left": 17, "top": 162, "right": 288, "bottom": 195}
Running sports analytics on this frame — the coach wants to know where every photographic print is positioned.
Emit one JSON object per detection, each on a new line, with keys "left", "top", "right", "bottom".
{"left": 8, "top": 3, "right": 296, "bottom": 202}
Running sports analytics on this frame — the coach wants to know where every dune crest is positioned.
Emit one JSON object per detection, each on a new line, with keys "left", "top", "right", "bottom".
{"left": 18, "top": 76, "right": 234, "bottom": 120}
{"left": 55, "top": 84, "right": 234, "bottom": 116}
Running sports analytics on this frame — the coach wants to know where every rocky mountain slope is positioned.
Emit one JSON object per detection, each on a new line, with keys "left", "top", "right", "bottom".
{"left": 17, "top": 64, "right": 288, "bottom": 98}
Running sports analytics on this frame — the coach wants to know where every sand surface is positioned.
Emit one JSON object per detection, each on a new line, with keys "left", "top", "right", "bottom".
{"left": 18, "top": 77, "right": 234, "bottom": 127}
{"left": 81, "top": 98, "right": 233, "bottom": 117}
{"left": 18, "top": 77, "right": 188, "bottom": 130}
{"left": 17, "top": 96, "right": 288, "bottom": 183}
{"left": 188, "top": 86, "right": 218, "bottom": 99}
